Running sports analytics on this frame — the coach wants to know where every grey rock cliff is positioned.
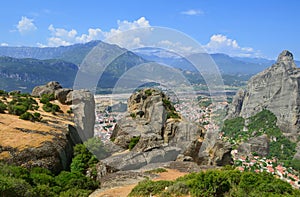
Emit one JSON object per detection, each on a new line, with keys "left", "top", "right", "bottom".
{"left": 68, "top": 90, "right": 95, "bottom": 141}
{"left": 31, "top": 81, "right": 62, "bottom": 97}
{"left": 103, "top": 89, "right": 232, "bottom": 170}
{"left": 228, "top": 50, "right": 300, "bottom": 134}
{"left": 237, "top": 134, "right": 269, "bottom": 157}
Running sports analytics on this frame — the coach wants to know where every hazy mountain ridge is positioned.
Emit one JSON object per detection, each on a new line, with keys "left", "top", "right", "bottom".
{"left": 1, "top": 41, "right": 298, "bottom": 92}
{"left": 0, "top": 56, "right": 78, "bottom": 91}
{"left": 134, "top": 47, "right": 300, "bottom": 74}
{"left": 0, "top": 41, "right": 102, "bottom": 65}
{"left": 0, "top": 42, "right": 147, "bottom": 92}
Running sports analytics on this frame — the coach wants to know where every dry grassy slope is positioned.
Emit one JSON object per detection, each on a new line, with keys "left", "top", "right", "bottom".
{"left": 0, "top": 96, "right": 76, "bottom": 172}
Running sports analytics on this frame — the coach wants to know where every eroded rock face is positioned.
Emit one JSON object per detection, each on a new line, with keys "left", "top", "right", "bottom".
{"left": 237, "top": 134, "right": 269, "bottom": 157}
{"left": 104, "top": 88, "right": 231, "bottom": 170}
{"left": 55, "top": 88, "right": 72, "bottom": 104}
{"left": 102, "top": 146, "right": 181, "bottom": 171}
{"left": 228, "top": 50, "right": 300, "bottom": 134}
{"left": 110, "top": 89, "right": 203, "bottom": 157}
{"left": 31, "top": 81, "right": 62, "bottom": 97}
{"left": 69, "top": 90, "right": 95, "bottom": 141}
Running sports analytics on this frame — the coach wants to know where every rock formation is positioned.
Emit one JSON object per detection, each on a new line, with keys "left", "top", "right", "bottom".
{"left": 31, "top": 81, "right": 62, "bottom": 97}
{"left": 0, "top": 82, "right": 96, "bottom": 173}
{"left": 102, "top": 89, "right": 232, "bottom": 170}
{"left": 0, "top": 94, "right": 82, "bottom": 174}
{"left": 69, "top": 89, "right": 95, "bottom": 141}
{"left": 237, "top": 135, "right": 269, "bottom": 157}
{"left": 31, "top": 82, "right": 95, "bottom": 142}
{"left": 228, "top": 50, "right": 300, "bottom": 135}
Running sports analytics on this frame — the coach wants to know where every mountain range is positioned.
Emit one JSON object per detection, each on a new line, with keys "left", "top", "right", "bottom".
{"left": 0, "top": 41, "right": 298, "bottom": 92}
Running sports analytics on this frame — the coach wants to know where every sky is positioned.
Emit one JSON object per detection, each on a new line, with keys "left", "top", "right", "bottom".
{"left": 0, "top": 0, "right": 300, "bottom": 60}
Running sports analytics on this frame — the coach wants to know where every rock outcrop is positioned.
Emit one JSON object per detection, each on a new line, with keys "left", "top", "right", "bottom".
{"left": 31, "top": 82, "right": 95, "bottom": 142}
{"left": 237, "top": 134, "right": 269, "bottom": 157}
{"left": 0, "top": 82, "right": 95, "bottom": 173}
{"left": 69, "top": 89, "right": 95, "bottom": 141}
{"left": 228, "top": 50, "right": 300, "bottom": 134}
{"left": 103, "top": 89, "right": 232, "bottom": 170}
{"left": 0, "top": 97, "right": 82, "bottom": 174}
{"left": 31, "top": 81, "right": 62, "bottom": 97}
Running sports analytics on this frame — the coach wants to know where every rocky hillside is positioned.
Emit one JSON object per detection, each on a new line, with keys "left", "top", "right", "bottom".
{"left": 0, "top": 82, "right": 95, "bottom": 174}
{"left": 227, "top": 50, "right": 300, "bottom": 136}
{"left": 226, "top": 50, "right": 300, "bottom": 163}
{"left": 100, "top": 89, "right": 232, "bottom": 172}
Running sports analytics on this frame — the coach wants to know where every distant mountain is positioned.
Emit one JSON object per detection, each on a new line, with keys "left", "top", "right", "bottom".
{"left": 0, "top": 56, "right": 78, "bottom": 91}
{"left": 0, "top": 41, "right": 103, "bottom": 65}
{"left": 0, "top": 41, "right": 147, "bottom": 92}
{"left": 134, "top": 47, "right": 299, "bottom": 74}
{"left": 134, "top": 47, "right": 270, "bottom": 74}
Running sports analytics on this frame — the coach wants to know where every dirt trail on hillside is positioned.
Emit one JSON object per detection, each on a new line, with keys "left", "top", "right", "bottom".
{"left": 90, "top": 169, "right": 188, "bottom": 197}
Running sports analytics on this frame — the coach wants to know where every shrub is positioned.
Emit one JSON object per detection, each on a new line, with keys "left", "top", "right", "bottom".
{"left": 30, "top": 172, "right": 55, "bottom": 186}
{"left": 0, "top": 175, "right": 33, "bottom": 197}
{"left": 40, "top": 94, "right": 55, "bottom": 104}
{"left": 129, "top": 180, "right": 172, "bottom": 197}
{"left": 59, "top": 188, "right": 92, "bottom": 197}
{"left": 8, "top": 104, "right": 27, "bottom": 116}
{"left": 129, "top": 136, "right": 140, "bottom": 150}
{"left": 145, "top": 168, "right": 168, "bottom": 174}
{"left": 19, "top": 112, "right": 34, "bottom": 121}
{"left": 167, "top": 111, "right": 180, "bottom": 119}
{"left": 0, "top": 90, "right": 8, "bottom": 96}
{"left": 130, "top": 113, "right": 136, "bottom": 118}
{"left": 19, "top": 112, "right": 41, "bottom": 122}
{"left": 43, "top": 102, "right": 61, "bottom": 113}
{"left": 55, "top": 171, "right": 98, "bottom": 191}
{"left": 84, "top": 137, "right": 109, "bottom": 160}
{"left": 145, "top": 89, "right": 153, "bottom": 96}
{"left": 0, "top": 101, "right": 7, "bottom": 113}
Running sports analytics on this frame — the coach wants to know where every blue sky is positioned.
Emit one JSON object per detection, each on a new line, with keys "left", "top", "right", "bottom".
{"left": 0, "top": 0, "right": 300, "bottom": 59}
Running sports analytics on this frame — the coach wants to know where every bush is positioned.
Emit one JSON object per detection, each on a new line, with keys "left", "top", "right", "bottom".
{"left": 129, "top": 136, "right": 140, "bottom": 150}
{"left": 59, "top": 188, "right": 92, "bottom": 197}
{"left": 0, "top": 90, "right": 8, "bottom": 96}
{"left": 8, "top": 104, "right": 27, "bottom": 116}
{"left": 40, "top": 94, "right": 55, "bottom": 104}
{"left": 19, "top": 112, "right": 34, "bottom": 121}
{"left": 0, "top": 175, "right": 33, "bottom": 197}
{"left": 19, "top": 112, "right": 41, "bottom": 122}
{"left": 0, "top": 101, "right": 7, "bottom": 113}
{"left": 55, "top": 171, "right": 98, "bottom": 191}
{"left": 130, "top": 168, "right": 300, "bottom": 197}
{"left": 145, "top": 168, "right": 168, "bottom": 174}
{"left": 129, "top": 180, "right": 172, "bottom": 197}
{"left": 84, "top": 137, "right": 109, "bottom": 160}
{"left": 145, "top": 89, "right": 153, "bottom": 96}
{"left": 43, "top": 102, "right": 61, "bottom": 113}
{"left": 130, "top": 113, "right": 136, "bottom": 118}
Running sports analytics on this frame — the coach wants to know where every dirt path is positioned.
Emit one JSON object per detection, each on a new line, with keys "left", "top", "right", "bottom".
{"left": 90, "top": 169, "right": 188, "bottom": 197}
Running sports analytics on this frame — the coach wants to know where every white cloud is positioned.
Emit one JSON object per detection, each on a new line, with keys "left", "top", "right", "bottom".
{"left": 41, "top": 18, "right": 260, "bottom": 57}
{"left": 204, "top": 34, "right": 259, "bottom": 57}
{"left": 181, "top": 9, "right": 204, "bottom": 16}
{"left": 1, "top": 43, "right": 8, "bottom": 46}
{"left": 75, "top": 28, "right": 104, "bottom": 43}
{"left": 45, "top": 17, "right": 151, "bottom": 47}
{"left": 17, "top": 16, "right": 37, "bottom": 34}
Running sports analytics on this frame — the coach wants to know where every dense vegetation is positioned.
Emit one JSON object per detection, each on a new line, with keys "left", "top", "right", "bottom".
{"left": 0, "top": 91, "right": 65, "bottom": 122}
{"left": 0, "top": 143, "right": 100, "bottom": 197}
{"left": 222, "top": 110, "right": 298, "bottom": 167}
{"left": 129, "top": 167, "right": 300, "bottom": 197}
{"left": 41, "top": 94, "right": 62, "bottom": 114}
{"left": 0, "top": 56, "right": 78, "bottom": 92}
